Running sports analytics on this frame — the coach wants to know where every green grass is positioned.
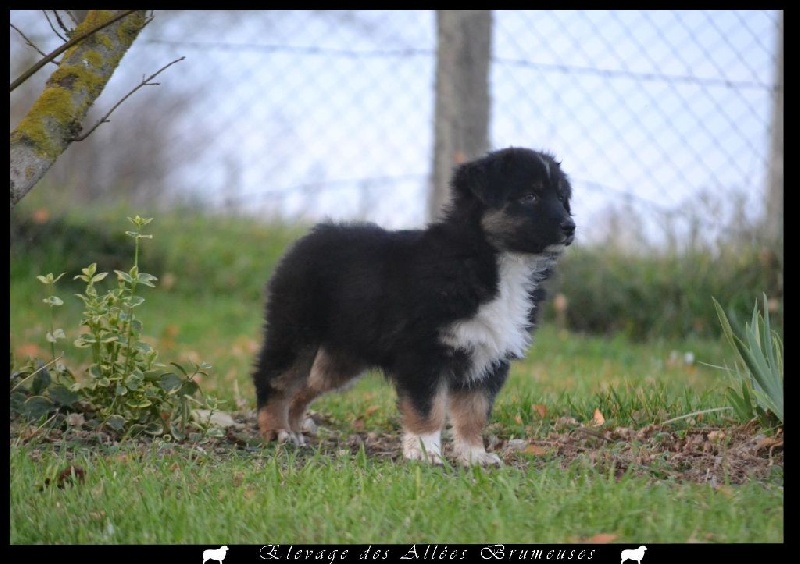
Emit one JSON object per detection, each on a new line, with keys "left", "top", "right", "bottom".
{"left": 9, "top": 205, "right": 784, "bottom": 544}
{"left": 9, "top": 444, "right": 783, "bottom": 544}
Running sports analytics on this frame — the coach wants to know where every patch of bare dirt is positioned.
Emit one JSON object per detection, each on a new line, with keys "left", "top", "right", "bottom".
{"left": 493, "top": 419, "right": 784, "bottom": 485}
{"left": 11, "top": 410, "right": 783, "bottom": 486}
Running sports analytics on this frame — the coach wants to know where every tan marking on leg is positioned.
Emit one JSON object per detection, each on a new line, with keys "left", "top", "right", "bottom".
{"left": 398, "top": 387, "right": 448, "bottom": 435}
{"left": 258, "top": 349, "right": 319, "bottom": 441}
{"left": 258, "top": 399, "right": 290, "bottom": 441}
{"left": 308, "top": 348, "right": 363, "bottom": 391}
{"left": 399, "top": 386, "right": 448, "bottom": 464}
{"left": 280, "top": 348, "right": 364, "bottom": 434}
{"left": 259, "top": 401, "right": 307, "bottom": 446}
{"left": 449, "top": 390, "right": 502, "bottom": 466}
{"left": 288, "top": 385, "right": 321, "bottom": 432}
{"left": 449, "top": 390, "right": 489, "bottom": 447}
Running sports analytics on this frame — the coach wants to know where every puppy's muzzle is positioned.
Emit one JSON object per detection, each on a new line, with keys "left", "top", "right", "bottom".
{"left": 561, "top": 217, "right": 576, "bottom": 246}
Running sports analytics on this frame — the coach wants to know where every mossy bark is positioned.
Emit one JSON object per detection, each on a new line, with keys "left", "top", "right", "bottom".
{"left": 10, "top": 10, "right": 148, "bottom": 210}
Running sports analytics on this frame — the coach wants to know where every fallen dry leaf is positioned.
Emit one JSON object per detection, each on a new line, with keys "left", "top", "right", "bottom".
{"left": 592, "top": 408, "right": 605, "bottom": 426}
{"left": 32, "top": 208, "right": 50, "bottom": 223}
{"left": 532, "top": 404, "right": 547, "bottom": 418}
{"left": 65, "top": 413, "right": 85, "bottom": 427}
{"left": 756, "top": 436, "right": 783, "bottom": 451}
{"left": 556, "top": 416, "right": 578, "bottom": 426}
{"left": 16, "top": 343, "right": 45, "bottom": 358}
{"left": 524, "top": 444, "right": 550, "bottom": 456}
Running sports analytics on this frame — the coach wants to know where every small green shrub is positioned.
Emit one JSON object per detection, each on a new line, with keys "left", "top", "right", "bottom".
{"left": 10, "top": 213, "right": 164, "bottom": 288}
{"left": 712, "top": 294, "right": 783, "bottom": 425}
{"left": 550, "top": 244, "right": 782, "bottom": 341}
{"left": 10, "top": 216, "right": 220, "bottom": 439}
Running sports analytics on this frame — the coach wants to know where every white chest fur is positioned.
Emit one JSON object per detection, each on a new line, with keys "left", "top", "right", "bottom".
{"left": 440, "top": 252, "right": 554, "bottom": 382}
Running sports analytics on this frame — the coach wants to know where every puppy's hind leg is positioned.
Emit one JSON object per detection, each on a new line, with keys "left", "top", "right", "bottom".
{"left": 287, "top": 348, "right": 365, "bottom": 435}
{"left": 252, "top": 343, "right": 316, "bottom": 446}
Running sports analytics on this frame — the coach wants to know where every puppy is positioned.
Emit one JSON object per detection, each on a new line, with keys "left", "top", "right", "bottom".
{"left": 252, "top": 147, "right": 575, "bottom": 466}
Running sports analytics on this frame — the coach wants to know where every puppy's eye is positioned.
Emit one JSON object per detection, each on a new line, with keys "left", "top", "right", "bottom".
{"left": 519, "top": 194, "right": 538, "bottom": 205}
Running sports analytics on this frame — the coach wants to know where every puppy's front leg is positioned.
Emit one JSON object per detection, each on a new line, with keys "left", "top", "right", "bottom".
{"left": 397, "top": 385, "right": 448, "bottom": 465}
{"left": 449, "top": 388, "right": 502, "bottom": 466}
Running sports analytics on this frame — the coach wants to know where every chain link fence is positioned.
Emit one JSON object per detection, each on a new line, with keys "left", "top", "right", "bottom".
{"left": 10, "top": 10, "right": 782, "bottom": 248}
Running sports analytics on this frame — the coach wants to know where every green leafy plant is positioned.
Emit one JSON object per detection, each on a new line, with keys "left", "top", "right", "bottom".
{"left": 713, "top": 294, "right": 783, "bottom": 425}
{"left": 10, "top": 271, "right": 79, "bottom": 422}
{"left": 11, "top": 216, "right": 220, "bottom": 439}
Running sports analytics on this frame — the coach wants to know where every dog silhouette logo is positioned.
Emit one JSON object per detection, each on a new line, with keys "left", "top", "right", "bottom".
{"left": 621, "top": 546, "right": 646, "bottom": 564}
{"left": 203, "top": 546, "right": 229, "bottom": 564}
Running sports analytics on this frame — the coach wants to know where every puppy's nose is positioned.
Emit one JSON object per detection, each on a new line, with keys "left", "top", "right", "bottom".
{"left": 561, "top": 218, "right": 576, "bottom": 239}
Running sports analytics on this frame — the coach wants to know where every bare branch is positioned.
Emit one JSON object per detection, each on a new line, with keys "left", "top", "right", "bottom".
{"left": 53, "top": 11, "right": 73, "bottom": 37}
{"left": 73, "top": 56, "right": 187, "bottom": 141}
{"left": 42, "top": 10, "right": 67, "bottom": 42}
{"left": 9, "top": 23, "right": 57, "bottom": 64}
{"left": 9, "top": 9, "right": 137, "bottom": 93}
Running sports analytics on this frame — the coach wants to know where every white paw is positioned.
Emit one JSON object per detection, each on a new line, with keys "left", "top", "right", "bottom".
{"left": 454, "top": 443, "right": 503, "bottom": 466}
{"left": 403, "top": 432, "right": 443, "bottom": 464}
{"left": 404, "top": 446, "right": 444, "bottom": 465}
{"left": 277, "top": 429, "right": 307, "bottom": 446}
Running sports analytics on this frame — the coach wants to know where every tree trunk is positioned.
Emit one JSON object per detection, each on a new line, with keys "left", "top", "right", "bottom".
{"left": 10, "top": 10, "right": 148, "bottom": 210}
{"left": 429, "top": 10, "right": 492, "bottom": 221}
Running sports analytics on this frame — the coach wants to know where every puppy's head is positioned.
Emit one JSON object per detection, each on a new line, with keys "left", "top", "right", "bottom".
{"left": 451, "top": 147, "right": 575, "bottom": 254}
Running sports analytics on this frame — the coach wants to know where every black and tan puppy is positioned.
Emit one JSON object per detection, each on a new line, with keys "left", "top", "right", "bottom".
{"left": 252, "top": 147, "right": 575, "bottom": 466}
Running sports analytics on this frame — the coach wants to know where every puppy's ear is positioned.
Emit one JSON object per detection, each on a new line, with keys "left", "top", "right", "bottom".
{"left": 452, "top": 158, "right": 502, "bottom": 207}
